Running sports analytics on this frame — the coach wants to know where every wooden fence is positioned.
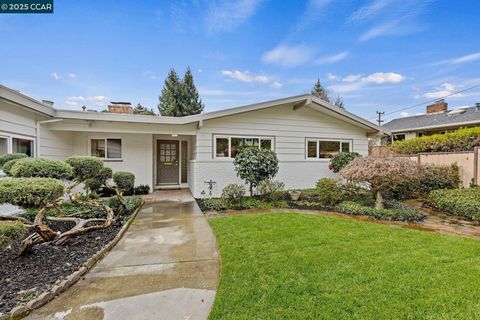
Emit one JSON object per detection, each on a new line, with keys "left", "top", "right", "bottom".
{"left": 369, "top": 147, "right": 480, "bottom": 187}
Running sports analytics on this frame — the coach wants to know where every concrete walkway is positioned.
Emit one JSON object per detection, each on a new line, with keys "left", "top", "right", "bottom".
{"left": 27, "top": 191, "right": 219, "bottom": 320}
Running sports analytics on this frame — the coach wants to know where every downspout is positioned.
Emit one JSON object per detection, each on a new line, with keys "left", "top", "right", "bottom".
{"left": 35, "top": 119, "right": 63, "bottom": 157}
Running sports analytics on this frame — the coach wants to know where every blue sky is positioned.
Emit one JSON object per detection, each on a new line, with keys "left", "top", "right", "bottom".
{"left": 1, "top": 0, "right": 480, "bottom": 121}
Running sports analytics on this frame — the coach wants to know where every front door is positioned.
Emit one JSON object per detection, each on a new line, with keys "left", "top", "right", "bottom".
{"left": 157, "top": 140, "right": 179, "bottom": 185}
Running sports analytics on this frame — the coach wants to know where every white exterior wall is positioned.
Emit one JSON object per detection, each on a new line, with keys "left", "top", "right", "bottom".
{"left": 72, "top": 132, "right": 153, "bottom": 187}
{"left": 39, "top": 127, "right": 74, "bottom": 160}
{"left": 191, "top": 105, "right": 369, "bottom": 197}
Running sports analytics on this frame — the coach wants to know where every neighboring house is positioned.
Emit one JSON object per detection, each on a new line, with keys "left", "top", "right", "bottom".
{"left": 1, "top": 84, "right": 383, "bottom": 197}
{"left": 383, "top": 100, "right": 480, "bottom": 142}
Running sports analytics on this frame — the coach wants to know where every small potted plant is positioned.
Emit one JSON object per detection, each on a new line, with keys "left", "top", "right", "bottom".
{"left": 288, "top": 190, "right": 301, "bottom": 201}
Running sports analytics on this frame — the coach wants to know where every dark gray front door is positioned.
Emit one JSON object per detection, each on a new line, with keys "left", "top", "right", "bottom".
{"left": 157, "top": 140, "right": 179, "bottom": 184}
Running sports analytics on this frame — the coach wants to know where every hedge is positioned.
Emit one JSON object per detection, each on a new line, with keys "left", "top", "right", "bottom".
{"left": 0, "top": 153, "right": 28, "bottom": 168}
{"left": 113, "top": 171, "right": 135, "bottom": 193}
{"left": 10, "top": 158, "right": 73, "bottom": 179}
{"left": 338, "top": 200, "right": 425, "bottom": 221}
{"left": 390, "top": 126, "right": 480, "bottom": 154}
{"left": 2, "top": 158, "right": 23, "bottom": 176}
{"left": 427, "top": 188, "right": 480, "bottom": 221}
{"left": 0, "top": 178, "right": 65, "bottom": 208}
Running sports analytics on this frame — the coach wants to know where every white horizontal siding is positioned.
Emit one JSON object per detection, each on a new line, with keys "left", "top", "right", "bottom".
{"left": 39, "top": 128, "right": 74, "bottom": 160}
{"left": 0, "top": 102, "right": 40, "bottom": 137}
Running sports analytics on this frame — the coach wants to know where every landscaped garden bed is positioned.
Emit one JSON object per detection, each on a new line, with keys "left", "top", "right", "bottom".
{"left": 208, "top": 212, "right": 480, "bottom": 319}
{"left": 0, "top": 153, "right": 145, "bottom": 317}
{"left": 427, "top": 187, "right": 480, "bottom": 221}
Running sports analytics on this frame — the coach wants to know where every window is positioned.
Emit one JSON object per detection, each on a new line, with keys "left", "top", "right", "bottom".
{"left": 214, "top": 135, "right": 274, "bottom": 158}
{"left": 12, "top": 137, "right": 34, "bottom": 157}
{"left": 91, "top": 138, "right": 122, "bottom": 160}
{"left": 392, "top": 134, "right": 406, "bottom": 142}
{"left": 0, "top": 137, "right": 7, "bottom": 156}
{"left": 306, "top": 139, "right": 351, "bottom": 159}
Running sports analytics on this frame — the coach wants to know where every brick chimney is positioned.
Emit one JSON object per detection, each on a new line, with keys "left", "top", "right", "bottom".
{"left": 108, "top": 102, "right": 133, "bottom": 114}
{"left": 426, "top": 99, "right": 448, "bottom": 114}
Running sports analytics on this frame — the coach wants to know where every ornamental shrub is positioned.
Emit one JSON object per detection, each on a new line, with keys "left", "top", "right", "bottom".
{"left": 329, "top": 152, "right": 361, "bottom": 173}
{"left": 221, "top": 183, "right": 246, "bottom": 205}
{"left": 134, "top": 184, "right": 150, "bottom": 195}
{"left": 233, "top": 147, "right": 279, "bottom": 196}
{"left": 315, "top": 178, "right": 345, "bottom": 207}
{"left": 0, "top": 221, "right": 27, "bottom": 250}
{"left": 66, "top": 156, "right": 104, "bottom": 182}
{"left": 427, "top": 188, "right": 480, "bottom": 221}
{"left": 338, "top": 200, "right": 424, "bottom": 221}
{"left": 256, "top": 180, "right": 285, "bottom": 201}
{"left": 0, "top": 153, "right": 28, "bottom": 168}
{"left": 113, "top": 171, "right": 135, "bottom": 193}
{"left": 84, "top": 167, "right": 113, "bottom": 194}
{"left": 10, "top": 158, "right": 73, "bottom": 180}
{"left": 0, "top": 178, "right": 64, "bottom": 208}
{"left": 390, "top": 126, "right": 480, "bottom": 154}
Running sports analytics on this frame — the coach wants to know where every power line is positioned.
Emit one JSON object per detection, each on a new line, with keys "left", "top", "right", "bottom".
{"left": 368, "top": 83, "right": 480, "bottom": 120}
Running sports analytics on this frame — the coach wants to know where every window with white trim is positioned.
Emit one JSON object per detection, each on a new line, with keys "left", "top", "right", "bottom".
{"left": 12, "top": 137, "right": 35, "bottom": 157}
{"left": 306, "top": 139, "right": 351, "bottom": 159}
{"left": 214, "top": 135, "right": 274, "bottom": 158}
{"left": 90, "top": 138, "right": 122, "bottom": 160}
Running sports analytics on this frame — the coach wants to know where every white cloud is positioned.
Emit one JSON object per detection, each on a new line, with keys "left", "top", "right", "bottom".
{"left": 422, "top": 83, "right": 463, "bottom": 99}
{"left": 315, "top": 51, "right": 349, "bottom": 64}
{"left": 363, "top": 72, "right": 405, "bottom": 84}
{"left": 271, "top": 81, "right": 283, "bottom": 89}
{"left": 51, "top": 72, "right": 60, "bottom": 80}
{"left": 221, "top": 70, "right": 270, "bottom": 84}
{"left": 68, "top": 73, "right": 76, "bottom": 79}
{"left": 293, "top": 0, "right": 333, "bottom": 32}
{"left": 400, "top": 111, "right": 409, "bottom": 117}
{"left": 349, "top": 0, "right": 393, "bottom": 22}
{"left": 206, "top": 0, "right": 264, "bottom": 33}
{"left": 326, "top": 73, "right": 339, "bottom": 80}
{"left": 328, "top": 82, "right": 364, "bottom": 93}
{"left": 435, "top": 51, "right": 480, "bottom": 65}
{"left": 88, "top": 96, "right": 108, "bottom": 106}
{"left": 262, "top": 44, "right": 312, "bottom": 67}
{"left": 143, "top": 70, "right": 157, "bottom": 80}
{"left": 359, "top": 20, "right": 401, "bottom": 41}
{"left": 65, "top": 96, "right": 85, "bottom": 106}
{"left": 342, "top": 74, "right": 363, "bottom": 82}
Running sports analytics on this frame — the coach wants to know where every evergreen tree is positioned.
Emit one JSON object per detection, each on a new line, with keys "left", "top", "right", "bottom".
{"left": 158, "top": 69, "right": 184, "bottom": 116}
{"left": 133, "top": 103, "right": 156, "bottom": 115}
{"left": 311, "top": 79, "right": 331, "bottom": 103}
{"left": 182, "top": 67, "right": 204, "bottom": 115}
{"left": 334, "top": 95, "right": 345, "bottom": 110}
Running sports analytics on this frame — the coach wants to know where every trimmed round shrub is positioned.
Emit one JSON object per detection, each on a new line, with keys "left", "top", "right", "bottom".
{"left": 0, "top": 221, "right": 27, "bottom": 250}
{"left": 257, "top": 180, "right": 285, "bottom": 201}
{"left": 10, "top": 158, "right": 73, "bottom": 179}
{"left": 0, "top": 153, "right": 28, "bottom": 168}
{"left": 66, "top": 156, "right": 104, "bottom": 181}
{"left": 0, "top": 178, "right": 65, "bottom": 208}
{"left": 315, "top": 178, "right": 345, "bottom": 207}
{"left": 329, "top": 152, "right": 361, "bottom": 173}
{"left": 221, "top": 183, "right": 246, "bottom": 204}
{"left": 2, "top": 159, "right": 22, "bottom": 176}
{"left": 113, "top": 171, "right": 135, "bottom": 193}
{"left": 233, "top": 147, "right": 279, "bottom": 196}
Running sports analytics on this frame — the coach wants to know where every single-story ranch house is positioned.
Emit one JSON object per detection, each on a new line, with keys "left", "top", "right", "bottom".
{"left": 0, "top": 84, "right": 384, "bottom": 197}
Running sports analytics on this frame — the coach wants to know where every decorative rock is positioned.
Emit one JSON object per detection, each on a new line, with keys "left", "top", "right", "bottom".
{"left": 10, "top": 305, "right": 27, "bottom": 319}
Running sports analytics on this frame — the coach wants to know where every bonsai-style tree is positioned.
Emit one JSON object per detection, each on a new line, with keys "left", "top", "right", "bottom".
{"left": 233, "top": 147, "right": 279, "bottom": 196}
{"left": 340, "top": 156, "right": 420, "bottom": 209}
{"left": 329, "top": 152, "right": 361, "bottom": 173}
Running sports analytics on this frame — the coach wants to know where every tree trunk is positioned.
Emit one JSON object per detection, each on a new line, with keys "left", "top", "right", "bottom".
{"left": 375, "top": 191, "right": 384, "bottom": 210}
{"left": 249, "top": 183, "right": 253, "bottom": 197}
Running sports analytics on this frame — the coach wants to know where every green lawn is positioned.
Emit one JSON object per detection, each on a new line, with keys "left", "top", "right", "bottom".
{"left": 208, "top": 212, "right": 480, "bottom": 320}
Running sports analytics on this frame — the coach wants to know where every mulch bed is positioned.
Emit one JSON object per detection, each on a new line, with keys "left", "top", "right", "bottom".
{"left": 0, "top": 214, "right": 131, "bottom": 315}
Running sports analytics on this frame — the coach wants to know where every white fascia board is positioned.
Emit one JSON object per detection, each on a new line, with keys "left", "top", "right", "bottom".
{"left": 0, "top": 85, "right": 55, "bottom": 116}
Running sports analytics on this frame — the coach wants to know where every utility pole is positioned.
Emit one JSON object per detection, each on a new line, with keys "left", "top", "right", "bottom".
{"left": 376, "top": 111, "right": 385, "bottom": 126}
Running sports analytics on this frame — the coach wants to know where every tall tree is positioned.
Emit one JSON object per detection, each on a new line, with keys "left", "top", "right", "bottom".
{"left": 334, "top": 95, "right": 345, "bottom": 110}
{"left": 311, "top": 79, "right": 331, "bottom": 103}
{"left": 158, "top": 69, "right": 184, "bottom": 116}
{"left": 133, "top": 103, "right": 156, "bottom": 115}
{"left": 158, "top": 67, "right": 204, "bottom": 117}
{"left": 182, "top": 67, "right": 204, "bottom": 115}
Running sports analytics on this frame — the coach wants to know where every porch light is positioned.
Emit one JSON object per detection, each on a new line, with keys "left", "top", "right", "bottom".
{"left": 171, "top": 134, "right": 178, "bottom": 137}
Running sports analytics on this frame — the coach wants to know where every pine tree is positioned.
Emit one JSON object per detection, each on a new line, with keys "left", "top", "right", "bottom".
{"left": 158, "top": 69, "right": 184, "bottom": 116}
{"left": 133, "top": 103, "right": 156, "bottom": 115}
{"left": 334, "top": 95, "right": 346, "bottom": 110}
{"left": 311, "top": 79, "right": 331, "bottom": 103}
{"left": 182, "top": 67, "right": 204, "bottom": 115}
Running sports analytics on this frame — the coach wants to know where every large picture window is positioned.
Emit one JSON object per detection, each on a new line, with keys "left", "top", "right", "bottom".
{"left": 91, "top": 138, "right": 122, "bottom": 160}
{"left": 12, "top": 137, "right": 34, "bottom": 157}
{"left": 306, "top": 139, "right": 351, "bottom": 159}
{"left": 214, "top": 135, "right": 274, "bottom": 158}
